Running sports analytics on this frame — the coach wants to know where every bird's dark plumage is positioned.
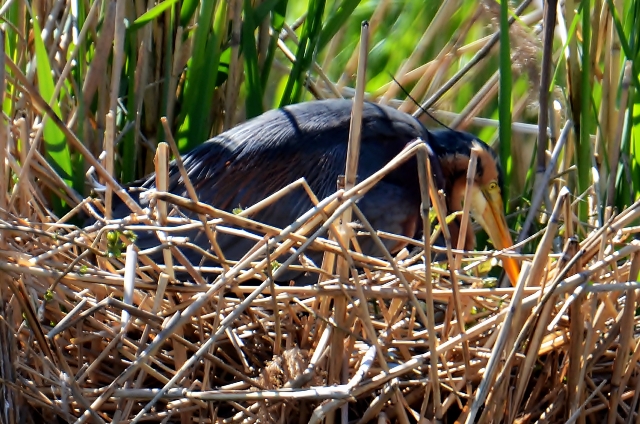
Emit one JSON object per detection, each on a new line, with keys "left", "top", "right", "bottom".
{"left": 110, "top": 99, "right": 510, "bottom": 285}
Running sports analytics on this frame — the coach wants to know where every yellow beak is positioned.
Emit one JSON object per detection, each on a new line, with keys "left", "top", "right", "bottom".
{"left": 469, "top": 186, "right": 520, "bottom": 286}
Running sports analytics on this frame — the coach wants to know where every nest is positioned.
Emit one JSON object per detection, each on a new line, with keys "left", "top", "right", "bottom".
{"left": 1, "top": 137, "right": 640, "bottom": 424}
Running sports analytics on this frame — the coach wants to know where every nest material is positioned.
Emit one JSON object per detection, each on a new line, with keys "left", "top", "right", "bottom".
{"left": 1, "top": 141, "right": 640, "bottom": 424}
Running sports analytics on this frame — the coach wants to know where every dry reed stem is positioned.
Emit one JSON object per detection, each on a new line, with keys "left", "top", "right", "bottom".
{"left": 416, "top": 146, "right": 443, "bottom": 420}
{"left": 422, "top": 147, "right": 472, "bottom": 382}
{"left": 454, "top": 148, "right": 479, "bottom": 270}
{"left": 467, "top": 262, "right": 531, "bottom": 423}
{"left": 413, "top": 0, "right": 533, "bottom": 115}
{"left": 450, "top": 72, "right": 499, "bottom": 130}
{"left": 381, "top": 0, "right": 460, "bottom": 104}
{"left": 224, "top": 0, "right": 243, "bottom": 131}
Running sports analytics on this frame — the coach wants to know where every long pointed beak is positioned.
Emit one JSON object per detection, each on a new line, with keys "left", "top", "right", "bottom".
{"left": 470, "top": 188, "right": 520, "bottom": 286}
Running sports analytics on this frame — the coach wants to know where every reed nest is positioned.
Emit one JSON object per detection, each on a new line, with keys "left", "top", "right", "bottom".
{"left": 1, "top": 129, "right": 640, "bottom": 424}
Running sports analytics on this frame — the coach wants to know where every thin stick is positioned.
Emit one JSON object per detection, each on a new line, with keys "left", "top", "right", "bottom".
{"left": 454, "top": 148, "right": 479, "bottom": 269}
{"left": 508, "top": 187, "right": 570, "bottom": 416}
{"left": 465, "top": 262, "right": 531, "bottom": 423}
{"left": 525, "top": 186, "right": 571, "bottom": 287}
{"left": 345, "top": 21, "right": 368, "bottom": 192}
{"left": 536, "top": 0, "right": 557, "bottom": 180}
{"left": 223, "top": 0, "right": 243, "bottom": 130}
{"left": 566, "top": 381, "right": 607, "bottom": 424}
{"left": 330, "top": 21, "right": 371, "bottom": 424}
{"left": 120, "top": 243, "right": 137, "bottom": 328}
{"left": 109, "top": 0, "right": 126, "bottom": 117}
{"left": 607, "top": 253, "right": 640, "bottom": 424}
{"left": 417, "top": 147, "right": 443, "bottom": 420}
{"left": 156, "top": 142, "right": 176, "bottom": 279}
{"left": 423, "top": 146, "right": 472, "bottom": 384}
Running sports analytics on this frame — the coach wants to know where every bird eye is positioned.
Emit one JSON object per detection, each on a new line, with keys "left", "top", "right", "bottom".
{"left": 489, "top": 182, "right": 498, "bottom": 191}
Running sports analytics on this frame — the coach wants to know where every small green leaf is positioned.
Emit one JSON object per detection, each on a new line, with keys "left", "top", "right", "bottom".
{"left": 216, "top": 48, "right": 231, "bottom": 87}
{"left": 128, "top": 0, "right": 179, "bottom": 33}
{"left": 123, "top": 230, "right": 138, "bottom": 242}
{"left": 630, "top": 90, "right": 640, "bottom": 205}
{"left": 107, "top": 231, "right": 119, "bottom": 244}
{"left": 482, "top": 277, "right": 498, "bottom": 288}
{"left": 44, "top": 290, "right": 54, "bottom": 301}
{"left": 476, "top": 260, "right": 493, "bottom": 275}
{"left": 260, "top": 0, "right": 288, "bottom": 89}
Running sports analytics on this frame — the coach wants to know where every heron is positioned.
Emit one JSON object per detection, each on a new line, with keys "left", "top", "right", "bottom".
{"left": 110, "top": 99, "right": 520, "bottom": 285}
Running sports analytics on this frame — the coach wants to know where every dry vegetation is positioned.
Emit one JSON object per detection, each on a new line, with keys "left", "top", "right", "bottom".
{"left": 1, "top": 0, "right": 640, "bottom": 423}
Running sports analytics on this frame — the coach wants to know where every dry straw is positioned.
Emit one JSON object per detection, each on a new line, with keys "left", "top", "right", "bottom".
{"left": 1, "top": 4, "right": 640, "bottom": 424}
{"left": 1, "top": 111, "right": 640, "bottom": 422}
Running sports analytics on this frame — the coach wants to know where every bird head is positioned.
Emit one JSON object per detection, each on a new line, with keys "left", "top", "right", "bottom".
{"left": 428, "top": 130, "right": 520, "bottom": 286}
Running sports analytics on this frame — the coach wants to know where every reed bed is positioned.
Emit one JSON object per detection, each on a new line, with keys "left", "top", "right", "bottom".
{"left": 2, "top": 127, "right": 640, "bottom": 423}
{"left": 2, "top": 0, "right": 640, "bottom": 423}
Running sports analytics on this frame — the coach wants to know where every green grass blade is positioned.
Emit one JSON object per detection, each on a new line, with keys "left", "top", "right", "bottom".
{"left": 498, "top": 0, "right": 512, "bottom": 208}
{"left": 576, "top": 0, "right": 592, "bottom": 223}
{"left": 631, "top": 93, "right": 640, "bottom": 203}
{"left": 625, "top": 0, "right": 640, "bottom": 205}
{"left": 3, "top": 1, "right": 20, "bottom": 117}
{"left": 317, "top": 0, "right": 361, "bottom": 51}
{"left": 605, "top": 0, "right": 640, "bottom": 90}
{"left": 260, "top": 0, "right": 288, "bottom": 89}
{"left": 615, "top": 67, "right": 636, "bottom": 210}
{"left": 128, "top": 0, "right": 179, "bottom": 33}
{"left": 254, "top": 0, "right": 283, "bottom": 23}
{"left": 549, "top": 11, "right": 580, "bottom": 91}
{"left": 279, "top": 0, "right": 326, "bottom": 106}
{"left": 243, "top": 0, "right": 264, "bottom": 118}
{"left": 32, "top": 17, "right": 74, "bottom": 210}
{"left": 71, "top": 0, "right": 87, "bottom": 196}
{"left": 177, "top": 0, "right": 225, "bottom": 151}
{"left": 180, "top": 0, "right": 201, "bottom": 27}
